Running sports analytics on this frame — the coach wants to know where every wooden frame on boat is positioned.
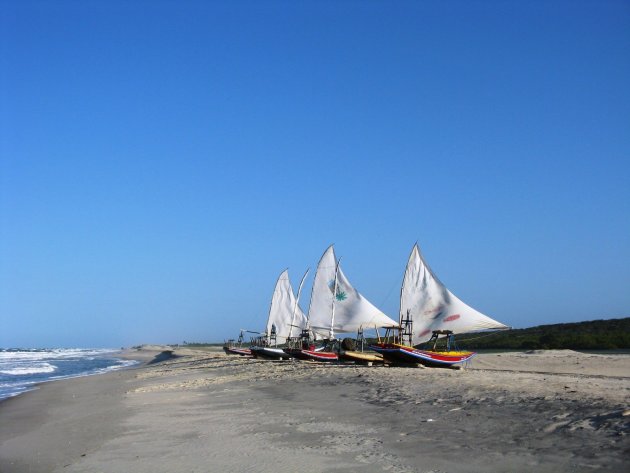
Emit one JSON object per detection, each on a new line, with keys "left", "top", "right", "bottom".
{"left": 284, "top": 329, "right": 339, "bottom": 362}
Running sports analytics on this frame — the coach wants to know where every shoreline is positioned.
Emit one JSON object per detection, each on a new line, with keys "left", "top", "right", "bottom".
{"left": 1, "top": 348, "right": 628, "bottom": 472}
{"left": 0, "top": 347, "right": 164, "bottom": 405}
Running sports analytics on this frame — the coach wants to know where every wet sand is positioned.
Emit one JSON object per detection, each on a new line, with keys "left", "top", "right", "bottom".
{"left": 1, "top": 348, "right": 628, "bottom": 472}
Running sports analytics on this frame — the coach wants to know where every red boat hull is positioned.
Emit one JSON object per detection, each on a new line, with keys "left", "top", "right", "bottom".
{"left": 223, "top": 347, "right": 252, "bottom": 356}
{"left": 369, "top": 343, "right": 475, "bottom": 367}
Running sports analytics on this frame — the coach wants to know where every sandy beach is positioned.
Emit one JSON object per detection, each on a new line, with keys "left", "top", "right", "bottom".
{"left": 0, "top": 347, "right": 628, "bottom": 473}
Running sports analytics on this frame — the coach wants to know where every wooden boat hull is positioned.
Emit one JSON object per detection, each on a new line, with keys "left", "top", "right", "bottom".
{"left": 284, "top": 348, "right": 338, "bottom": 362}
{"left": 369, "top": 343, "right": 475, "bottom": 367}
{"left": 338, "top": 350, "right": 383, "bottom": 365}
{"left": 250, "top": 346, "right": 290, "bottom": 360}
{"left": 223, "top": 347, "right": 252, "bottom": 356}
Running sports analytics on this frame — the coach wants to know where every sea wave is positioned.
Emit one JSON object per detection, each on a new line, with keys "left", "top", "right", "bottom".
{"left": 0, "top": 349, "right": 138, "bottom": 402}
{"left": 0, "top": 363, "right": 57, "bottom": 376}
{"left": 0, "top": 348, "right": 117, "bottom": 361}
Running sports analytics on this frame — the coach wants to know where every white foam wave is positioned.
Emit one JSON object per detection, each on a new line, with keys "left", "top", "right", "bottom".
{"left": 0, "top": 363, "right": 57, "bottom": 376}
{"left": 0, "top": 348, "right": 117, "bottom": 362}
{"left": 0, "top": 351, "right": 137, "bottom": 401}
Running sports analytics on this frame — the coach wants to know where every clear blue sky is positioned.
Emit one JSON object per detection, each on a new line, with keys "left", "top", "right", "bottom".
{"left": 1, "top": 1, "right": 628, "bottom": 348}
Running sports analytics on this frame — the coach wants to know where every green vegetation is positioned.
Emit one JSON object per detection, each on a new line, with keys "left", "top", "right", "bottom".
{"left": 174, "top": 318, "right": 630, "bottom": 351}
{"left": 459, "top": 317, "right": 630, "bottom": 350}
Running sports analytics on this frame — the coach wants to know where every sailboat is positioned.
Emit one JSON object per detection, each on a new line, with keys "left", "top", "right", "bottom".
{"left": 222, "top": 329, "right": 252, "bottom": 356}
{"left": 250, "top": 269, "right": 309, "bottom": 360}
{"left": 370, "top": 243, "right": 509, "bottom": 367}
{"left": 285, "top": 245, "right": 398, "bottom": 363}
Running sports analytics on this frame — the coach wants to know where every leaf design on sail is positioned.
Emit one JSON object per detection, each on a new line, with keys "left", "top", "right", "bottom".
{"left": 327, "top": 279, "right": 348, "bottom": 302}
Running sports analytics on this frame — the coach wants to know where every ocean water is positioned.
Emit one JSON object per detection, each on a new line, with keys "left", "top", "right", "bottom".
{"left": 0, "top": 348, "right": 139, "bottom": 401}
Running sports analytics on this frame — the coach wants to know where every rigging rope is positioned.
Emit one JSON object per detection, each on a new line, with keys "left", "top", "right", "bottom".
{"left": 455, "top": 331, "right": 508, "bottom": 343}
{"left": 379, "top": 278, "right": 399, "bottom": 309}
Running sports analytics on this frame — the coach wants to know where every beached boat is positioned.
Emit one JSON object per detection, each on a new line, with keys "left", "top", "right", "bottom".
{"left": 250, "top": 269, "right": 309, "bottom": 360}
{"left": 223, "top": 330, "right": 252, "bottom": 356}
{"left": 370, "top": 331, "right": 475, "bottom": 367}
{"left": 284, "top": 329, "right": 340, "bottom": 361}
{"left": 337, "top": 333, "right": 384, "bottom": 365}
{"left": 370, "top": 243, "right": 508, "bottom": 368}
{"left": 285, "top": 245, "right": 398, "bottom": 363}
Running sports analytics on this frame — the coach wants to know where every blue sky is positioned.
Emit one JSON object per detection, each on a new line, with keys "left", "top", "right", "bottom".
{"left": 1, "top": 1, "right": 628, "bottom": 348}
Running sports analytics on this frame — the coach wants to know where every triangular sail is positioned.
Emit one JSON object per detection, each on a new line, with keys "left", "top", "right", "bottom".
{"left": 401, "top": 243, "right": 509, "bottom": 345}
{"left": 267, "top": 269, "right": 308, "bottom": 345}
{"left": 308, "top": 245, "right": 398, "bottom": 338}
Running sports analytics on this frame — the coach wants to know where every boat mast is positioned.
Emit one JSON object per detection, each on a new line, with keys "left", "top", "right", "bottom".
{"left": 306, "top": 245, "right": 333, "bottom": 339}
{"left": 399, "top": 243, "right": 417, "bottom": 346}
{"left": 289, "top": 268, "right": 309, "bottom": 340}
{"left": 329, "top": 257, "right": 341, "bottom": 340}
{"left": 266, "top": 269, "right": 287, "bottom": 345}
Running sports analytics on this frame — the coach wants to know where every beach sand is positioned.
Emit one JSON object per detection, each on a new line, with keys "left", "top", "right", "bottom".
{"left": 0, "top": 347, "right": 628, "bottom": 472}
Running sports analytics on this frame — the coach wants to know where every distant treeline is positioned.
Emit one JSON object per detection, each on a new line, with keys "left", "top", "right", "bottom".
{"left": 459, "top": 317, "right": 630, "bottom": 350}
{"left": 178, "top": 318, "right": 630, "bottom": 350}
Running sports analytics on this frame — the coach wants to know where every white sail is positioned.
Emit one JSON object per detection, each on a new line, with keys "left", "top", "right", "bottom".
{"left": 308, "top": 245, "right": 399, "bottom": 339}
{"left": 401, "top": 243, "right": 509, "bottom": 345}
{"left": 267, "top": 269, "right": 308, "bottom": 345}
